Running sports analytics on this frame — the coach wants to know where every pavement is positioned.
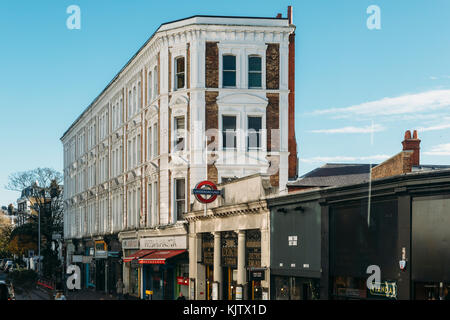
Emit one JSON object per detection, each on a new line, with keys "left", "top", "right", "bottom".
{"left": 65, "top": 288, "right": 117, "bottom": 300}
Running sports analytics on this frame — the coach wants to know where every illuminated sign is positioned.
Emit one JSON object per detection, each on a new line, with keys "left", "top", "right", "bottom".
{"left": 368, "top": 281, "right": 397, "bottom": 299}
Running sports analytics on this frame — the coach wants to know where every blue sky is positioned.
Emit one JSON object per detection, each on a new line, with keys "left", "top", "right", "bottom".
{"left": 0, "top": 0, "right": 449, "bottom": 205}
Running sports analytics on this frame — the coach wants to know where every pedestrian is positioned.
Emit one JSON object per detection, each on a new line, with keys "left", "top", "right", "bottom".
{"left": 116, "top": 278, "right": 124, "bottom": 300}
{"left": 176, "top": 291, "right": 186, "bottom": 300}
{"left": 55, "top": 290, "right": 67, "bottom": 300}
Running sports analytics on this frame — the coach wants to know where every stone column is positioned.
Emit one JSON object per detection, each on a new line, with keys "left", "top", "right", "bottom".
{"left": 123, "top": 261, "right": 130, "bottom": 296}
{"left": 236, "top": 230, "right": 246, "bottom": 293}
{"left": 213, "top": 231, "right": 222, "bottom": 300}
{"left": 189, "top": 231, "right": 198, "bottom": 300}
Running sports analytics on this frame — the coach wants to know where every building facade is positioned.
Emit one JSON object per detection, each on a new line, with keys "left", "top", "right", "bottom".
{"left": 61, "top": 9, "right": 297, "bottom": 299}
{"left": 186, "top": 174, "right": 275, "bottom": 301}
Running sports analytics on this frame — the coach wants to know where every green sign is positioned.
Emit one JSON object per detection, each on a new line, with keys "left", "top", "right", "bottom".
{"left": 368, "top": 281, "right": 397, "bottom": 299}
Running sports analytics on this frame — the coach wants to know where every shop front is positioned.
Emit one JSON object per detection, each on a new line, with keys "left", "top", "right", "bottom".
{"left": 140, "top": 250, "right": 189, "bottom": 300}
{"left": 268, "top": 193, "right": 322, "bottom": 300}
{"left": 121, "top": 238, "right": 142, "bottom": 298}
{"left": 105, "top": 236, "right": 122, "bottom": 295}
{"left": 139, "top": 235, "right": 189, "bottom": 300}
{"left": 186, "top": 175, "right": 272, "bottom": 301}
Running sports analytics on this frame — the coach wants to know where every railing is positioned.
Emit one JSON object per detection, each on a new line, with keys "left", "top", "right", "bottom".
{"left": 36, "top": 278, "right": 55, "bottom": 290}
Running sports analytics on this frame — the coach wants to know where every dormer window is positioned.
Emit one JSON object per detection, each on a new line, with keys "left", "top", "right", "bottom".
{"left": 223, "top": 55, "right": 236, "bottom": 87}
{"left": 175, "top": 57, "right": 185, "bottom": 90}
{"left": 248, "top": 56, "right": 262, "bottom": 88}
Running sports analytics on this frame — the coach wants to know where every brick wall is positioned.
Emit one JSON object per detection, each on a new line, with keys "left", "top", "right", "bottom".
{"left": 205, "top": 42, "right": 219, "bottom": 88}
{"left": 187, "top": 43, "right": 190, "bottom": 89}
{"left": 266, "top": 93, "right": 279, "bottom": 152}
{"left": 206, "top": 91, "right": 219, "bottom": 184}
{"left": 288, "top": 32, "right": 298, "bottom": 180}
{"left": 266, "top": 43, "right": 280, "bottom": 89}
{"left": 371, "top": 151, "right": 414, "bottom": 180}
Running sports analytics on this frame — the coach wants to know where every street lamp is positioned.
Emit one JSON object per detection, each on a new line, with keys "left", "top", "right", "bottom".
{"left": 32, "top": 202, "right": 41, "bottom": 276}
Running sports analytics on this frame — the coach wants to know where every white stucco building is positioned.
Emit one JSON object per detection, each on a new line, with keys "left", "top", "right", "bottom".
{"left": 61, "top": 8, "right": 297, "bottom": 299}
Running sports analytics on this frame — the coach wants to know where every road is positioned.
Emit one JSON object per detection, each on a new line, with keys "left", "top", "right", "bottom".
{"left": 0, "top": 271, "right": 51, "bottom": 300}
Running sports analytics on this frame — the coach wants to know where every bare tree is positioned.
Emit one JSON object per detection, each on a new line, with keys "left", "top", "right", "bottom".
{"left": 5, "top": 168, "right": 64, "bottom": 280}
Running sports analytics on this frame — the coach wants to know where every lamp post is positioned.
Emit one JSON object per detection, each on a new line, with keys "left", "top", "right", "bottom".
{"left": 33, "top": 202, "right": 41, "bottom": 276}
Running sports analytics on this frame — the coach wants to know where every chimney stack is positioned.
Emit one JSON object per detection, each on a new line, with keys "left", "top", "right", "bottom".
{"left": 287, "top": 6, "right": 293, "bottom": 24}
{"left": 402, "top": 130, "right": 421, "bottom": 166}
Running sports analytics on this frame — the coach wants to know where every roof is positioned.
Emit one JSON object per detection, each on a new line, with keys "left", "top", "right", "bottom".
{"left": 287, "top": 163, "right": 375, "bottom": 188}
{"left": 60, "top": 15, "right": 291, "bottom": 141}
{"left": 412, "top": 164, "right": 450, "bottom": 172}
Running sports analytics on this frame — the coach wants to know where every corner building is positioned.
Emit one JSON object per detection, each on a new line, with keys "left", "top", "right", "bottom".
{"left": 61, "top": 11, "right": 297, "bottom": 299}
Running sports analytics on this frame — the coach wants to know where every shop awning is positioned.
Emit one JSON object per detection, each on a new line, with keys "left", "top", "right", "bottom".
{"left": 123, "top": 249, "right": 156, "bottom": 263}
{"left": 138, "top": 249, "right": 187, "bottom": 264}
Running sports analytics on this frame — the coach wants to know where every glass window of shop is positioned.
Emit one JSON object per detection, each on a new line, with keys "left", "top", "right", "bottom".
{"left": 329, "top": 199, "right": 398, "bottom": 300}
{"left": 412, "top": 195, "right": 450, "bottom": 300}
{"left": 202, "top": 233, "right": 214, "bottom": 300}
{"left": 128, "top": 261, "right": 140, "bottom": 297}
{"left": 246, "top": 229, "right": 262, "bottom": 300}
{"left": 273, "top": 276, "right": 320, "bottom": 300}
{"left": 176, "top": 263, "right": 189, "bottom": 298}
{"left": 221, "top": 231, "right": 237, "bottom": 300}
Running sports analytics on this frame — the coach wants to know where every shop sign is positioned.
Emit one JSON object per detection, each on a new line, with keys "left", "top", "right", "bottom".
{"left": 249, "top": 269, "right": 265, "bottom": 281}
{"left": 193, "top": 181, "right": 222, "bottom": 204}
{"left": 140, "top": 236, "right": 187, "bottom": 250}
{"left": 202, "top": 233, "right": 214, "bottom": 265}
{"left": 236, "top": 286, "right": 243, "bottom": 300}
{"left": 177, "top": 277, "right": 189, "bottom": 286}
{"left": 95, "top": 241, "right": 107, "bottom": 251}
{"left": 95, "top": 250, "right": 108, "bottom": 259}
{"left": 82, "top": 256, "right": 92, "bottom": 264}
{"left": 246, "top": 230, "right": 261, "bottom": 268}
{"left": 122, "top": 239, "right": 139, "bottom": 249}
{"left": 337, "top": 288, "right": 367, "bottom": 299}
{"left": 221, "top": 232, "right": 237, "bottom": 267}
{"left": 368, "top": 281, "right": 397, "bottom": 299}
{"left": 72, "top": 255, "right": 83, "bottom": 263}
{"left": 108, "top": 251, "right": 120, "bottom": 258}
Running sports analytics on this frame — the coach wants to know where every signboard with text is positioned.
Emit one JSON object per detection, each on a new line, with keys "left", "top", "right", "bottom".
{"left": 140, "top": 236, "right": 187, "bottom": 250}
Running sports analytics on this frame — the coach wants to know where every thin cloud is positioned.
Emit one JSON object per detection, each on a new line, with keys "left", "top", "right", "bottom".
{"left": 310, "top": 89, "right": 450, "bottom": 119}
{"left": 310, "top": 124, "right": 385, "bottom": 134}
{"left": 429, "top": 75, "right": 450, "bottom": 80}
{"left": 418, "top": 119, "right": 450, "bottom": 132}
{"left": 300, "top": 154, "right": 391, "bottom": 163}
{"left": 423, "top": 143, "right": 450, "bottom": 156}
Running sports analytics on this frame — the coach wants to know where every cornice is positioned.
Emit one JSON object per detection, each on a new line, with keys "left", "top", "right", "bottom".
{"left": 185, "top": 200, "right": 268, "bottom": 222}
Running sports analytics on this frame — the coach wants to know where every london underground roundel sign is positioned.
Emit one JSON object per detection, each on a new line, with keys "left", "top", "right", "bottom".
{"left": 193, "top": 180, "right": 221, "bottom": 204}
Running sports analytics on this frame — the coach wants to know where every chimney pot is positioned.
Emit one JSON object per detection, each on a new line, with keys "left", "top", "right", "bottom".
{"left": 402, "top": 129, "right": 421, "bottom": 166}
{"left": 276, "top": 13, "right": 282, "bottom": 19}
{"left": 404, "top": 130, "right": 411, "bottom": 140}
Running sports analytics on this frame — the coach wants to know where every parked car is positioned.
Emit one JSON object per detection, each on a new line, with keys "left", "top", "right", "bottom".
{"left": 3, "top": 261, "right": 14, "bottom": 273}
{"left": 0, "top": 280, "right": 15, "bottom": 300}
